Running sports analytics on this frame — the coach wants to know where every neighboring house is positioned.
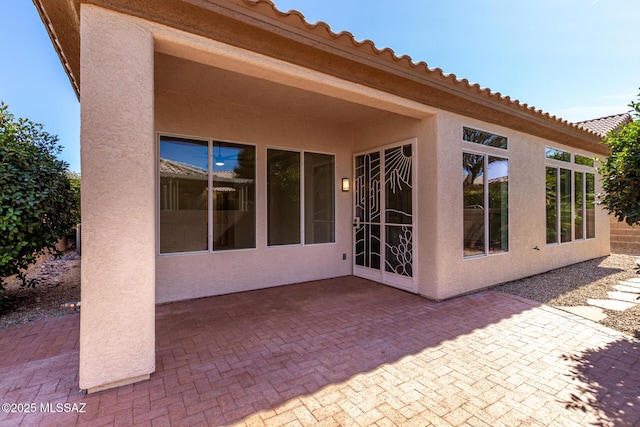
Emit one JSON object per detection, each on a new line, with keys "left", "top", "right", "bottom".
{"left": 35, "top": 0, "right": 613, "bottom": 392}
{"left": 576, "top": 113, "right": 632, "bottom": 136}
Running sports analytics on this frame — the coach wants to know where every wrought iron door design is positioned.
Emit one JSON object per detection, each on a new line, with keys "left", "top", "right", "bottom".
{"left": 354, "top": 143, "right": 414, "bottom": 286}
{"left": 354, "top": 152, "right": 381, "bottom": 269}
{"left": 384, "top": 145, "right": 413, "bottom": 277}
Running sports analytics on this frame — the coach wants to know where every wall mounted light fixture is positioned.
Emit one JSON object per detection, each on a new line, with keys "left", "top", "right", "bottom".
{"left": 342, "top": 178, "right": 350, "bottom": 192}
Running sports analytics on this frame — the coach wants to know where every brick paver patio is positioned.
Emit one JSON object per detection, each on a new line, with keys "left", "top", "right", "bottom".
{"left": 1, "top": 276, "right": 639, "bottom": 426}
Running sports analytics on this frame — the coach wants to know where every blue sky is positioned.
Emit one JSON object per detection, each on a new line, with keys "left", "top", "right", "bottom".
{"left": 2, "top": 0, "right": 638, "bottom": 174}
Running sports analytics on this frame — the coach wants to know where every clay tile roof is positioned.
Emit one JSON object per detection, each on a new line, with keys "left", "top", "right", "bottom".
{"left": 160, "top": 158, "right": 207, "bottom": 178}
{"left": 160, "top": 158, "right": 253, "bottom": 184}
{"left": 33, "top": 0, "right": 614, "bottom": 152}
{"left": 213, "top": 171, "right": 237, "bottom": 180}
{"left": 241, "top": 0, "right": 604, "bottom": 141}
{"left": 576, "top": 113, "right": 633, "bottom": 137}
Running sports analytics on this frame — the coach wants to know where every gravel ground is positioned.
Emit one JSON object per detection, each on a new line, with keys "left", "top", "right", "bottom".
{"left": 0, "top": 251, "right": 80, "bottom": 329}
{"left": 492, "top": 253, "right": 640, "bottom": 338}
{"left": 1, "top": 252, "right": 638, "bottom": 338}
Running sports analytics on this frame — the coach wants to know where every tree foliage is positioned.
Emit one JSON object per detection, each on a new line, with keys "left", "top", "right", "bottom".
{"left": 0, "top": 102, "right": 80, "bottom": 288}
{"left": 599, "top": 92, "right": 640, "bottom": 226}
{"left": 66, "top": 171, "right": 81, "bottom": 233}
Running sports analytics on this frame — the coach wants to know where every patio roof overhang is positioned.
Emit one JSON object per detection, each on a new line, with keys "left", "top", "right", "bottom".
{"left": 34, "top": 0, "right": 609, "bottom": 155}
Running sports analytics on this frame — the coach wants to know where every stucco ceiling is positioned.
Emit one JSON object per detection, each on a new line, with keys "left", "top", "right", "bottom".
{"left": 155, "top": 53, "right": 402, "bottom": 127}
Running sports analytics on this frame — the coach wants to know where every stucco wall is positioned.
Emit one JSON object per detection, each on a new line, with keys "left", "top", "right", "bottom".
{"left": 79, "top": 6, "right": 156, "bottom": 392}
{"left": 155, "top": 90, "right": 350, "bottom": 302}
{"left": 353, "top": 115, "right": 439, "bottom": 295}
{"left": 75, "top": 2, "right": 613, "bottom": 396}
{"left": 155, "top": 85, "right": 612, "bottom": 303}
{"left": 155, "top": 88, "right": 428, "bottom": 303}
{"left": 79, "top": 6, "right": 434, "bottom": 393}
{"left": 428, "top": 112, "right": 610, "bottom": 300}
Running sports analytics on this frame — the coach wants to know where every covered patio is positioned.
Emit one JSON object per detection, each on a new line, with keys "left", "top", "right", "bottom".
{"left": 34, "top": 0, "right": 613, "bottom": 392}
{"left": 1, "top": 277, "right": 638, "bottom": 426}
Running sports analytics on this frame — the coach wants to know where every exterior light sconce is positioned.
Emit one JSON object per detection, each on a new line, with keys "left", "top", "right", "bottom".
{"left": 342, "top": 178, "right": 350, "bottom": 192}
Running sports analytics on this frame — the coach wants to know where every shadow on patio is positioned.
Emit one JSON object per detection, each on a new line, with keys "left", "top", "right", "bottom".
{"left": 2, "top": 275, "right": 639, "bottom": 426}
{"left": 560, "top": 337, "right": 640, "bottom": 425}
{"left": 152, "top": 277, "right": 532, "bottom": 424}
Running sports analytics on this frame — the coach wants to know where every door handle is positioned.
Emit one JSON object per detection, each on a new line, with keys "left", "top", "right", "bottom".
{"left": 353, "top": 217, "right": 361, "bottom": 228}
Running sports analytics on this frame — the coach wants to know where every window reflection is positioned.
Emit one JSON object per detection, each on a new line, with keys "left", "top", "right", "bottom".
{"left": 586, "top": 173, "right": 595, "bottom": 238}
{"left": 267, "top": 150, "right": 336, "bottom": 246}
{"left": 488, "top": 157, "right": 509, "bottom": 254}
{"left": 463, "top": 153, "right": 509, "bottom": 257}
{"left": 463, "top": 127, "right": 508, "bottom": 149}
{"left": 159, "top": 137, "right": 256, "bottom": 254}
{"left": 267, "top": 149, "right": 301, "bottom": 246}
{"left": 545, "top": 147, "right": 571, "bottom": 162}
{"left": 546, "top": 167, "right": 595, "bottom": 245}
{"left": 463, "top": 153, "right": 485, "bottom": 257}
{"left": 546, "top": 167, "right": 557, "bottom": 244}
{"left": 560, "top": 169, "right": 572, "bottom": 243}
{"left": 159, "top": 137, "right": 209, "bottom": 253}
{"left": 575, "top": 172, "right": 584, "bottom": 240}
{"left": 304, "top": 152, "right": 335, "bottom": 244}
{"left": 212, "top": 142, "right": 255, "bottom": 251}
{"left": 575, "top": 155, "right": 595, "bottom": 167}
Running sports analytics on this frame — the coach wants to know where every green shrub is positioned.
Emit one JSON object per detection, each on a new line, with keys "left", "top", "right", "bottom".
{"left": 599, "top": 92, "right": 640, "bottom": 226}
{"left": 0, "top": 102, "right": 80, "bottom": 289}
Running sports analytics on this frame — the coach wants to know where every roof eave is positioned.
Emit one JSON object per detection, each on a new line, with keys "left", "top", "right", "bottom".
{"left": 33, "top": 0, "right": 81, "bottom": 99}
{"left": 34, "top": 0, "right": 608, "bottom": 154}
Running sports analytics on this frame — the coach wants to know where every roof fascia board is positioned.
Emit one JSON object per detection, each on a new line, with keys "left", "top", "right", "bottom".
{"left": 139, "top": 11, "right": 438, "bottom": 119}
{"left": 40, "top": 0, "right": 607, "bottom": 154}
{"left": 33, "top": 0, "right": 81, "bottom": 98}
{"left": 184, "top": 1, "right": 606, "bottom": 150}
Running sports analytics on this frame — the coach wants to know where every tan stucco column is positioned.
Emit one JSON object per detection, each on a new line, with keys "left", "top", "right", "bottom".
{"left": 79, "top": 6, "right": 155, "bottom": 392}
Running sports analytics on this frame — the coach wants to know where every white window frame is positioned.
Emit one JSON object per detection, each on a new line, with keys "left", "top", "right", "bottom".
{"left": 545, "top": 148, "right": 596, "bottom": 245}
{"left": 156, "top": 133, "right": 258, "bottom": 256}
{"left": 462, "top": 133, "right": 510, "bottom": 259}
{"left": 265, "top": 146, "right": 337, "bottom": 248}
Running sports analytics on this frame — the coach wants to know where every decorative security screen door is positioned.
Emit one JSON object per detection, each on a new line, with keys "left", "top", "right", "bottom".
{"left": 354, "top": 141, "right": 416, "bottom": 292}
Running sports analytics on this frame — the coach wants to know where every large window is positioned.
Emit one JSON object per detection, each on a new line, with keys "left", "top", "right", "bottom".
{"left": 159, "top": 136, "right": 255, "bottom": 254}
{"left": 545, "top": 148, "right": 595, "bottom": 244}
{"left": 586, "top": 173, "right": 596, "bottom": 239}
{"left": 304, "top": 152, "right": 336, "bottom": 244}
{"left": 463, "top": 126, "right": 508, "bottom": 149}
{"left": 560, "top": 168, "right": 572, "bottom": 243}
{"left": 462, "top": 127, "right": 509, "bottom": 257}
{"left": 267, "top": 150, "right": 300, "bottom": 246}
{"left": 267, "top": 149, "right": 335, "bottom": 246}
{"left": 462, "top": 129, "right": 509, "bottom": 258}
